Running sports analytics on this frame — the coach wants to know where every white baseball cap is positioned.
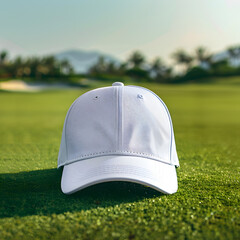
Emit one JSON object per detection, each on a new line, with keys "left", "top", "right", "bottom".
{"left": 58, "top": 82, "right": 179, "bottom": 194}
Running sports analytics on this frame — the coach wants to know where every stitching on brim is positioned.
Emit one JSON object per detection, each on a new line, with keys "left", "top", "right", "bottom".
{"left": 57, "top": 151, "right": 174, "bottom": 168}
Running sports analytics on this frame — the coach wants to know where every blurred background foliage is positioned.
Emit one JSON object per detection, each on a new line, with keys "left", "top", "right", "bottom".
{"left": 1, "top": 44, "right": 240, "bottom": 84}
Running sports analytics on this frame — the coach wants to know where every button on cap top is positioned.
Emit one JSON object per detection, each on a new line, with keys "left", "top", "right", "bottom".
{"left": 112, "top": 82, "right": 124, "bottom": 86}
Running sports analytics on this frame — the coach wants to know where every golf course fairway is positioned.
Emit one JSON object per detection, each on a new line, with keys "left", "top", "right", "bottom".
{"left": 0, "top": 81, "right": 239, "bottom": 239}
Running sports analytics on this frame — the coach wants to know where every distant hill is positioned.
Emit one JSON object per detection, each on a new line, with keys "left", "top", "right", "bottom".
{"left": 55, "top": 49, "right": 120, "bottom": 73}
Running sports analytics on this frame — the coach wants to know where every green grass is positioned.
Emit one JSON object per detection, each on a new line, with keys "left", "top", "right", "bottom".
{"left": 0, "top": 80, "right": 240, "bottom": 240}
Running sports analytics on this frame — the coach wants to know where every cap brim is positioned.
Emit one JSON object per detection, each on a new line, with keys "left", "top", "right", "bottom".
{"left": 61, "top": 155, "right": 178, "bottom": 195}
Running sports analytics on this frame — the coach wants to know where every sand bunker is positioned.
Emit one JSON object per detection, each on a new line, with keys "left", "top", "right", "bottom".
{"left": 0, "top": 80, "right": 41, "bottom": 92}
{"left": 0, "top": 80, "right": 81, "bottom": 92}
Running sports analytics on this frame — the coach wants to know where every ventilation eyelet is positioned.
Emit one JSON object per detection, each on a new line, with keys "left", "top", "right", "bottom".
{"left": 93, "top": 96, "right": 99, "bottom": 100}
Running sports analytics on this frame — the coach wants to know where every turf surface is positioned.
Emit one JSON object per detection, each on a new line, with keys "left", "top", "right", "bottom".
{"left": 0, "top": 80, "right": 240, "bottom": 239}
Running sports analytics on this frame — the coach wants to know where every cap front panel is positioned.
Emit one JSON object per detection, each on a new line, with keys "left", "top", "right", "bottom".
{"left": 65, "top": 87, "right": 117, "bottom": 162}
{"left": 122, "top": 87, "right": 171, "bottom": 163}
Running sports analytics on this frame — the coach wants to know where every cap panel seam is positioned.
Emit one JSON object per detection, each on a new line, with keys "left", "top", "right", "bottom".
{"left": 115, "top": 86, "right": 119, "bottom": 150}
{"left": 118, "top": 86, "right": 123, "bottom": 150}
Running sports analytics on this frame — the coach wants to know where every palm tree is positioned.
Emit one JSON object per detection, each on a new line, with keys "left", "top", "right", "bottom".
{"left": 88, "top": 56, "right": 107, "bottom": 75}
{"left": 11, "top": 56, "right": 24, "bottom": 77}
{"left": 150, "top": 57, "right": 172, "bottom": 82}
{"left": 0, "top": 50, "right": 8, "bottom": 65}
{"left": 227, "top": 45, "right": 240, "bottom": 66}
{"left": 171, "top": 49, "right": 193, "bottom": 73}
{"left": 60, "top": 59, "right": 74, "bottom": 75}
{"left": 28, "top": 57, "right": 42, "bottom": 79}
{"left": 42, "top": 56, "right": 57, "bottom": 76}
{"left": 117, "top": 62, "right": 128, "bottom": 75}
{"left": 127, "top": 51, "right": 145, "bottom": 69}
{"left": 98, "top": 56, "right": 107, "bottom": 72}
{"left": 105, "top": 61, "right": 117, "bottom": 74}
{"left": 151, "top": 58, "right": 164, "bottom": 72}
{"left": 195, "top": 46, "right": 212, "bottom": 69}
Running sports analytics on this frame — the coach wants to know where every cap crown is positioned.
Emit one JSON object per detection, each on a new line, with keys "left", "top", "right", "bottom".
{"left": 58, "top": 84, "right": 179, "bottom": 168}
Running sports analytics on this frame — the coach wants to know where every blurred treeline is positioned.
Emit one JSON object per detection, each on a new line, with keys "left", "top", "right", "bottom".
{"left": 0, "top": 45, "right": 240, "bottom": 83}
{"left": 88, "top": 45, "right": 240, "bottom": 83}
{"left": 0, "top": 52, "right": 74, "bottom": 81}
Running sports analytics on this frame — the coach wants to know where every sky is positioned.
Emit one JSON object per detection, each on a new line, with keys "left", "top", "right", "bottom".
{"left": 0, "top": 0, "right": 240, "bottom": 63}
